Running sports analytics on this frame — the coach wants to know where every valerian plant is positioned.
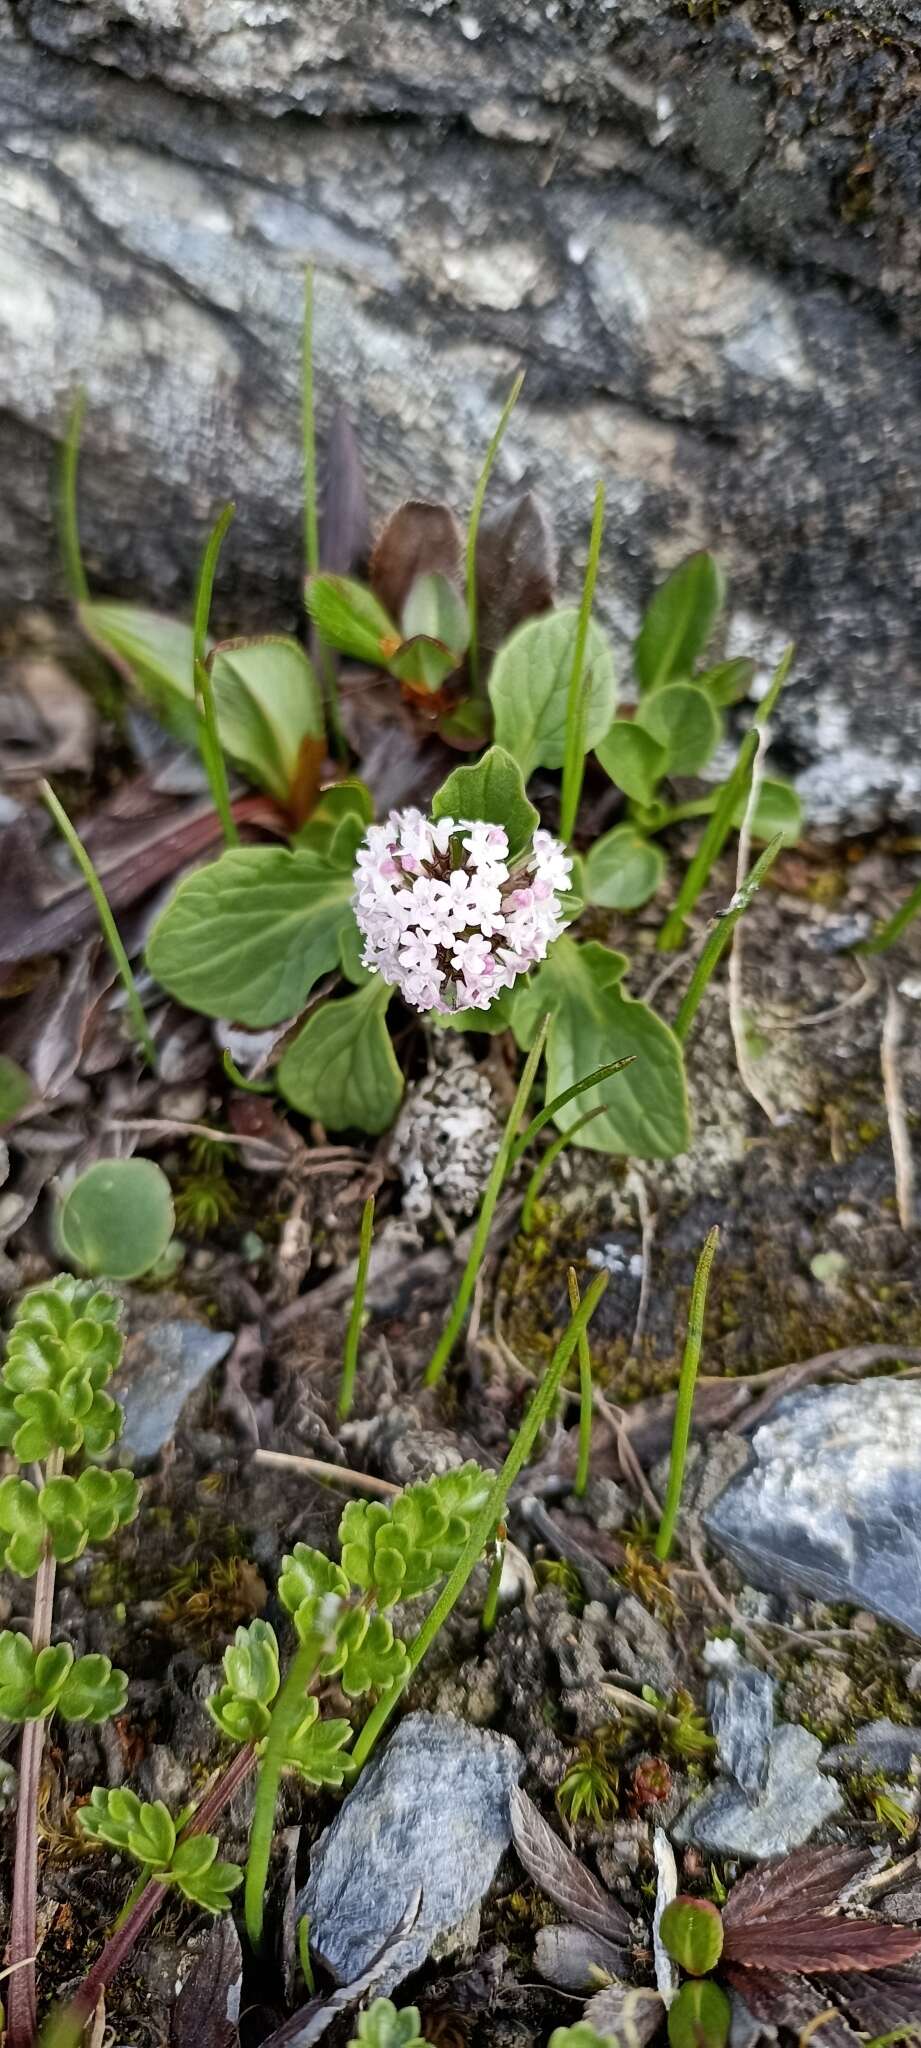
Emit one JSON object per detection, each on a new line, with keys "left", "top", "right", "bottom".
{"left": 0, "top": 1278, "right": 139, "bottom": 2048}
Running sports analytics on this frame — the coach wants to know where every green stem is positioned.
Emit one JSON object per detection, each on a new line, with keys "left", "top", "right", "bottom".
{"left": 858, "top": 876, "right": 921, "bottom": 957}
{"left": 568, "top": 1269, "right": 593, "bottom": 1498}
{"left": 657, "top": 644, "right": 793, "bottom": 951}
{"left": 466, "top": 369, "right": 524, "bottom": 696}
{"left": 338, "top": 1193, "right": 375, "bottom": 1421}
{"left": 245, "top": 1636, "right": 322, "bottom": 1954}
{"left": 222, "top": 1050, "right": 275, "bottom": 1095}
{"left": 520, "top": 1105, "right": 606, "bottom": 1234}
{"left": 193, "top": 505, "right": 239, "bottom": 851}
{"left": 58, "top": 391, "right": 90, "bottom": 604}
{"left": 353, "top": 1267, "right": 609, "bottom": 1770}
{"left": 41, "top": 781, "right": 156, "bottom": 1071}
{"left": 297, "top": 1913, "right": 315, "bottom": 1994}
{"left": 509, "top": 1054, "right": 634, "bottom": 1168}
{"left": 653, "top": 796, "right": 719, "bottom": 829}
{"left": 672, "top": 833, "right": 784, "bottom": 1045}
{"left": 560, "top": 481, "right": 605, "bottom": 844}
{"left": 424, "top": 1016, "right": 548, "bottom": 1386}
{"left": 655, "top": 1226, "right": 719, "bottom": 1560}
{"left": 303, "top": 267, "right": 346, "bottom": 760}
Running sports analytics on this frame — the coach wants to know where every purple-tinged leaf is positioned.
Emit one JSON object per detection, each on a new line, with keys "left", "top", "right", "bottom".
{"left": 723, "top": 1966, "right": 860, "bottom": 2047}
{"left": 723, "top": 1846, "right": 870, "bottom": 1930}
{"left": 723, "top": 1915, "right": 921, "bottom": 1975}
{"left": 510, "top": 1785, "right": 630, "bottom": 1944}
{"left": 370, "top": 502, "right": 463, "bottom": 622}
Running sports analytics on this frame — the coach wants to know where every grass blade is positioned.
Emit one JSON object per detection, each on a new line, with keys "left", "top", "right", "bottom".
{"left": 858, "top": 877, "right": 921, "bottom": 957}
{"left": 193, "top": 504, "right": 239, "bottom": 850}
{"left": 338, "top": 1193, "right": 375, "bottom": 1420}
{"left": 353, "top": 1265, "right": 609, "bottom": 1768}
{"left": 425, "top": 1014, "right": 548, "bottom": 1386}
{"left": 57, "top": 391, "right": 90, "bottom": 604}
{"left": 520, "top": 1104, "right": 607, "bottom": 1234}
{"left": 560, "top": 481, "right": 605, "bottom": 843}
{"left": 303, "top": 267, "right": 347, "bottom": 761}
{"left": 567, "top": 1268, "right": 593, "bottom": 1498}
{"left": 658, "top": 644, "right": 793, "bottom": 952}
{"left": 509, "top": 1055, "right": 634, "bottom": 1169}
{"left": 673, "top": 833, "right": 784, "bottom": 1045}
{"left": 41, "top": 781, "right": 156, "bottom": 1071}
{"left": 655, "top": 1226, "right": 719, "bottom": 1560}
{"left": 466, "top": 369, "right": 524, "bottom": 695}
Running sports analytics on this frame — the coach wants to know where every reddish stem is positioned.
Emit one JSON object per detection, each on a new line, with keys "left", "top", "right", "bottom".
{"left": 48, "top": 1742, "right": 256, "bottom": 2041}
{"left": 6, "top": 1458, "right": 62, "bottom": 2048}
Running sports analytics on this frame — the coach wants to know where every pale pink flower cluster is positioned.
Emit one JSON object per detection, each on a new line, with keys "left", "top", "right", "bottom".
{"left": 353, "top": 809, "right": 572, "bottom": 1013}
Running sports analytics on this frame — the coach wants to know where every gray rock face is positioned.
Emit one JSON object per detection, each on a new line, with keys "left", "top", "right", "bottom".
{"left": 113, "top": 1318, "right": 234, "bottom": 1463}
{"left": 2, "top": 4, "right": 921, "bottom": 828}
{"left": 675, "top": 1722, "right": 842, "bottom": 1859}
{"left": 824, "top": 1717, "right": 921, "bottom": 1777}
{"left": 705, "top": 1379, "right": 921, "bottom": 1641}
{"left": 708, "top": 1667, "right": 775, "bottom": 1802}
{"left": 299, "top": 1712, "right": 523, "bottom": 1994}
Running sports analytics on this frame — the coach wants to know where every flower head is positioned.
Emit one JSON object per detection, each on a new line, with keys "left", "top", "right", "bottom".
{"left": 353, "top": 810, "right": 572, "bottom": 1014}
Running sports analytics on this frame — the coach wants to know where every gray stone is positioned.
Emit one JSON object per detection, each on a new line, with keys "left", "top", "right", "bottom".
{"left": 674, "top": 1723, "right": 842, "bottom": 1859}
{"left": 299, "top": 1711, "right": 523, "bottom": 1994}
{"left": 708, "top": 1667, "right": 776, "bottom": 1802}
{"left": 705, "top": 1379, "right": 921, "bottom": 1642}
{"left": 612, "top": 1594, "right": 677, "bottom": 1694}
{"left": 113, "top": 1318, "right": 234, "bottom": 1463}
{"left": 823, "top": 1717, "right": 921, "bottom": 1777}
{"left": 2, "top": 6, "right": 921, "bottom": 829}
{"left": 534, "top": 1923, "right": 629, "bottom": 1994}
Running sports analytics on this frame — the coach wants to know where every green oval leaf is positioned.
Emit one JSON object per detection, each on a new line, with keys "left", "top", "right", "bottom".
{"left": 697, "top": 656, "right": 756, "bottom": 707}
{"left": 147, "top": 844, "right": 356, "bottom": 1027}
{"left": 595, "top": 720, "right": 667, "bottom": 806}
{"left": 489, "top": 608, "right": 617, "bottom": 779}
{"left": 78, "top": 602, "right": 198, "bottom": 745}
{"left": 667, "top": 1979, "right": 731, "bottom": 2048}
{"left": 660, "top": 1896, "right": 725, "bottom": 1975}
{"left": 634, "top": 552, "right": 725, "bottom": 693}
{"left": 584, "top": 826, "right": 665, "bottom": 910}
{"left": 401, "top": 571, "right": 469, "bottom": 655}
{"left": 431, "top": 744, "right": 539, "bottom": 860}
{"left": 306, "top": 575, "right": 399, "bottom": 666}
{"left": 58, "top": 1160, "right": 174, "bottom": 1280}
{"left": 734, "top": 775, "right": 802, "bottom": 845}
{"left": 636, "top": 683, "right": 721, "bottom": 778}
{"left": 278, "top": 980, "right": 402, "bottom": 1135}
{"left": 209, "top": 636, "right": 324, "bottom": 804}
{"left": 511, "top": 938, "right": 689, "bottom": 1158}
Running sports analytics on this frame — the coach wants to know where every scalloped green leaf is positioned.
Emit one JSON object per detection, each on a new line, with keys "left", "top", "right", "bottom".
{"left": 0, "top": 1635, "right": 73, "bottom": 1721}
{"left": 285, "top": 1703, "right": 354, "bottom": 1786}
{"left": 634, "top": 552, "right": 724, "bottom": 693}
{"left": 146, "top": 843, "right": 356, "bottom": 1028}
{"left": 169, "top": 1834, "right": 244, "bottom": 1912}
{"left": 349, "top": 2001, "right": 429, "bottom": 2048}
{"left": 278, "top": 978, "right": 402, "bottom": 1135}
{"left": 489, "top": 608, "right": 617, "bottom": 779}
{"left": 511, "top": 937, "right": 689, "bottom": 1158}
{"left": 431, "top": 745, "right": 539, "bottom": 862}
{"left": 0, "top": 1477, "right": 44, "bottom": 1577}
{"left": 58, "top": 1652, "right": 128, "bottom": 1724}
{"left": 584, "top": 826, "right": 665, "bottom": 910}
{"left": 697, "top": 656, "right": 756, "bottom": 707}
{"left": 340, "top": 1614, "right": 409, "bottom": 1697}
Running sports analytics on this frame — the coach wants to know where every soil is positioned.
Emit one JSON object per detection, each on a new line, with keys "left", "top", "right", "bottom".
{"left": 2, "top": 615, "right": 921, "bottom": 2045}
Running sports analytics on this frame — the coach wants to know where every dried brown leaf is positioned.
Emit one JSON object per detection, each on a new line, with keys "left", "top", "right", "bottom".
{"left": 509, "top": 1784, "right": 631, "bottom": 1943}
{"left": 0, "top": 656, "right": 97, "bottom": 782}
{"left": 723, "top": 1846, "right": 870, "bottom": 1930}
{"left": 723, "top": 1914, "right": 921, "bottom": 1974}
{"left": 723, "top": 1966, "right": 860, "bottom": 2046}
{"left": 474, "top": 489, "right": 557, "bottom": 656}
{"left": 820, "top": 1965, "right": 921, "bottom": 2034}
{"left": 172, "top": 1914, "right": 242, "bottom": 2047}
{"left": 370, "top": 501, "right": 463, "bottom": 622}
{"left": 584, "top": 1981, "right": 665, "bottom": 2047}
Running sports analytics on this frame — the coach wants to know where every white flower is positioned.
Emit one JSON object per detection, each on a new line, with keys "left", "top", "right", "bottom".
{"left": 352, "top": 808, "right": 572, "bottom": 1014}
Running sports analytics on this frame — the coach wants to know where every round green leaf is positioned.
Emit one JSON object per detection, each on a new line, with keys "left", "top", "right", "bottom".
{"left": 667, "top": 1980, "right": 731, "bottom": 2048}
{"left": 636, "top": 683, "right": 721, "bottom": 778}
{"left": 278, "top": 980, "right": 403, "bottom": 1135}
{"left": 58, "top": 1160, "right": 174, "bottom": 1280}
{"left": 209, "top": 636, "right": 324, "bottom": 804}
{"left": 432, "top": 745, "right": 539, "bottom": 860}
{"left": 489, "top": 608, "right": 617, "bottom": 778}
{"left": 584, "top": 826, "right": 665, "bottom": 910}
{"left": 595, "top": 720, "right": 667, "bottom": 806}
{"left": 660, "top": 1896, "right": 724, "bottom": 1975}
{"left": 146, "top": 844, "right": 356, "bottom": 1027}
{"left": 634, "top": 552, "right": 724, "bottom": 693}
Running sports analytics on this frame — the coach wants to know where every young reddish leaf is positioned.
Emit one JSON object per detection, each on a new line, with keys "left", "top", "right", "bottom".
{"left": 723, "top": 1914, "right": 921, "bottom": 1974}
{"left": 474, "top": 488, "right": 557, "bottom": 655}
{"left": 509, "top": 1784, "right": 630, "bottom": 1944}
{"left": 722, "top": 1966, "right": 860, "bottom": 2048}
{"left": 370, "top": 501, "right": 463, "bottom": 621}
{"left": 723, "top": 1846, "right": 870, "bottom": 1929}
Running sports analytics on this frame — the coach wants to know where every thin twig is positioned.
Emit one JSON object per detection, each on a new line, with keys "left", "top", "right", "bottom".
{"left": 687, "top": 1535, "right": 782, "bottom": 1677}
{"left": 625, "top": 1167, "right": 656, "bottom": 1358}
{"left": 727, "top": 730, "right": 782, "bottom": 1125}
{"left": 769, "top": 957, "right": 876, "bottom": 1033}
{"left": 592, "top": 1390, "right": 662, "bottom": 1521}
{"left": 104, "top": 1117, "right": 360, "bottom": 1164}
{"left": 882, "top": 983, "right": 916, "bottom": 1231}
{"left": 253, "top": 1449, "right": 400, "bottom": 1497}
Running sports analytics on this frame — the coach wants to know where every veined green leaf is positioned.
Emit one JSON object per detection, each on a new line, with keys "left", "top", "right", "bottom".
{"left": 511, "top": 938, "right": 689, "bottom": 1158}
{"left": 595, "top": 719, "right": 666, "bottom": 806}
{"left": 634, "top": 552, "right": 724, "bottom": 692}
{"left": 431, "top": 745, "right": 538, "bottom": 859}
{"left": 146, "top": 844, "right": 356, "bottom": 1027}
{"left": 306, "top": 576, "right": 399, "bottom": 665}
{"left": 278, "top": 979, "right": 402, "bottom": 1133}
{"left": 584, "top": 827, "right": 665, "bottom": 910}
{"left": 209, "top": 636, "right": 324, "bottom": 804}
{"left": 489, "top": 608, "right": 617, "bottom": 779}
{"left": 78, "top": 602, "right": 199, "bottom": 745}
{"left": 635, "top": 682, "right": 721, "bottom": 778}
{"left": 401, "top": 571, "right": 469, "bottom": 655}
{"left": 388, "top": 635, "right": 458, "bottom": 694}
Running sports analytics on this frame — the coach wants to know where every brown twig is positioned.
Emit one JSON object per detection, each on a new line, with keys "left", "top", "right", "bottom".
{"left": 881, "top": 983, "right": 916, "bottom": 1231}
{"left": 592, "top": 1388, "right": 662, "bottom": 1520}
{"left": 253, "top": 1449, "right": 400, "bottom": 1497}
{"left": 6, "top": 1450, "right": 63, "bottom": 2048}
